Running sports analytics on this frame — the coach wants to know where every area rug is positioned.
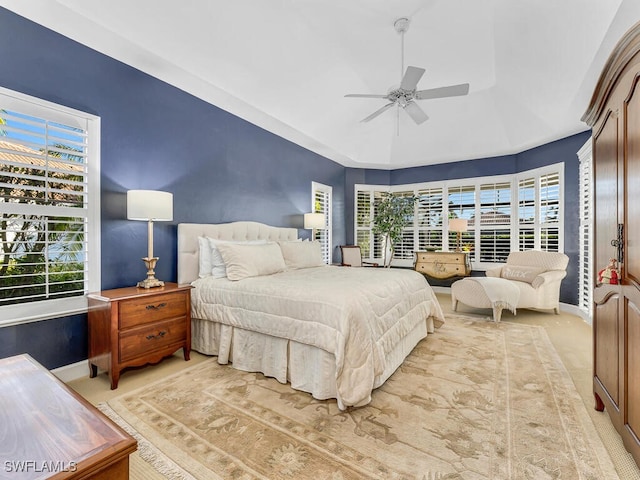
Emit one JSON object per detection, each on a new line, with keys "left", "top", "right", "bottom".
{"left": 100, "top": 314, "right": 618, "bottom": 480}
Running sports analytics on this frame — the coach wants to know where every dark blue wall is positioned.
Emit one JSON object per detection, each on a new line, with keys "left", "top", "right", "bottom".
{"left": 0, "top": 7, "right": 345, "bottom": 369}
{"left": 345, "top": 131, "right": 592, "bottom": 306}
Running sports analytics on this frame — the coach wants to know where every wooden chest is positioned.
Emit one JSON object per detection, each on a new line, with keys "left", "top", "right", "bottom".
{"left": 0, "top": 354, "right": 136, "bottom": 479}
{"left": 88, "top": 282, "right": 192, "bottom": 389}
{"left": 414, "top": 251, "right": 471, "bottom": 279}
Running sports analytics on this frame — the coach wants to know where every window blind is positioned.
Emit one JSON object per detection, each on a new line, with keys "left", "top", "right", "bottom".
{"left": 354, "top": 163, "right": 563, "bottom": 268}
{"left": 0, "top": 94, "right": 92, "bottom": 308}
{"left": 312, "top": 182, "right": 332, "bottom": 264}
{"left": 577, "top": 140, "right": 593, "bottom": 316}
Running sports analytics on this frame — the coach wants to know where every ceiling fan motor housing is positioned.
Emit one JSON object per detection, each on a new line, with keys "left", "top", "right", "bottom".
{"left": 394, "top": 17, "right": 410, "bottom": 34}
{"left": 388, "top": 88, "right": 414, "bottom": 107}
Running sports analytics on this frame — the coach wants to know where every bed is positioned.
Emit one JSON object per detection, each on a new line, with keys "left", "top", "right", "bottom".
{"left": 178, "top": 221, "right": 444, "bottom": 409}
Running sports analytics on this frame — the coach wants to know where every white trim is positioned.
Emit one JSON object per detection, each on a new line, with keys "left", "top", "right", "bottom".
{"left": 0, "top": 87, "right": 100, "bottom": 325}
{"left": 51, "top": 359, "right": 88, "bottom": 383}
{"left": 0, "top": 296, "right": 88, "bottom": 327}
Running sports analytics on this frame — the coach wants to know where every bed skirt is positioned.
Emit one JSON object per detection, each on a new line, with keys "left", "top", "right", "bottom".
{"left": 191, "top": 316, "right": 429, "bottom": 407}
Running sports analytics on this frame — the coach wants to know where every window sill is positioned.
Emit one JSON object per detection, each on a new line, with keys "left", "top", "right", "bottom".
{"left": 0, "top": 296, "right": 88, "bottom": 328}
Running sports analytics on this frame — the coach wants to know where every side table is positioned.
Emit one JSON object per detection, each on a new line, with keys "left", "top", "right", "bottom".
{"left": 87, "top": 282, "right": 192, "bottom": 389}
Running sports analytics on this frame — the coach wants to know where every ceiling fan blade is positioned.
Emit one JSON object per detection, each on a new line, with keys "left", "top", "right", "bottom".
{"left": 404, "top": 101, "right": 429, "bottom": 125}
{"left": 400, "top": 66, "right": 426, "bottom": 91}
{"left": 361, "top": 102, "right": 395, "bottom": 122}
{"left": 345, "top": 93, "right": 388, "bottom": 98}
{"left": 415, "top": 83, "right": 470, "bottom": 100}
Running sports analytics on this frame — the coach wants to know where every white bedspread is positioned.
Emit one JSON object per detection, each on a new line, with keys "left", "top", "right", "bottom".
{"left": 191, "top": 265, "right": 444, "bottom": 408}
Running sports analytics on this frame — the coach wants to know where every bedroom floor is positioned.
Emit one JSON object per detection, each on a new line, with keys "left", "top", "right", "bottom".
{"left": 68, "top": 292, "right": 640, "bottom": 480}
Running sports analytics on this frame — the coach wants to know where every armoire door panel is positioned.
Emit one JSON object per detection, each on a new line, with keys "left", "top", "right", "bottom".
{"left": 594, "top": 293, "right": 620, "bottom": 407}
{"left": 594, "top": 111, "right": 619, "bottom": 272}
{"left": 625, "top": 78, "right": 640, "bottom": 285}
{"left": 626, "top": 296, "right": 640, "bottom": 443}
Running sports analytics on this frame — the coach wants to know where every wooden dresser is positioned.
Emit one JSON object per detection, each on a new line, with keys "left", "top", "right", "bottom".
{"left": 88, "top": 282, "right": 192, "bottom": 389}
{"left": 414, "top": 251, "right": 471, "bottom": 281}
{"left": 582, "top": 20, "right": 640, "bottom": 467}
{"left": 0, "top": 354, "right": 136, "bottom": 479}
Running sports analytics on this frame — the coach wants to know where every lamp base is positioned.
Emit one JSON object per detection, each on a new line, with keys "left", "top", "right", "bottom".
{"left": 137, "top": 257, "right": 165, "bottom": 289}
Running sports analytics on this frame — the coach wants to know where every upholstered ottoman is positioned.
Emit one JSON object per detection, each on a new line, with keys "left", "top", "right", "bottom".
{"left": 451, "top": 277, "right": 520, "bottom": 322}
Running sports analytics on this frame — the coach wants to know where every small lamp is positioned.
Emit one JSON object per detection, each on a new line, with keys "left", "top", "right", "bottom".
{"left": 304, "top": 212, "right": 325, "bottom": 240}
{"left": 449, "top": 218, "right": 468, "bottom": 252}
{"left": 127, "top": 190, "right": 173, "bottom": 288}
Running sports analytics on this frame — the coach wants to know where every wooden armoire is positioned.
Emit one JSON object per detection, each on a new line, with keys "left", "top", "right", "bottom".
{"left": 583, "top": 20, "right": 640, "bottom": 467}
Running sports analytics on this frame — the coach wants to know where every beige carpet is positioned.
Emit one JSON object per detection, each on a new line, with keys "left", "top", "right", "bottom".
{"left": 100, "top": 314, "right": 618, "bottom": 479}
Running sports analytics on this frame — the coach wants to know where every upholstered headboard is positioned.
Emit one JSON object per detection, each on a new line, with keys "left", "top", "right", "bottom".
{"left": 177, "top": 221, "right": 298, "bottom": 285}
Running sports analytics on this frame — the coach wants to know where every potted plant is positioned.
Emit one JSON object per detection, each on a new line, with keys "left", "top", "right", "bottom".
{"left": 372, "top": 193, "right": 418, "bottom": 267}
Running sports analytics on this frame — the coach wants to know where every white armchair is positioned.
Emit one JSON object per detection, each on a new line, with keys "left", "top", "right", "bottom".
{"left": 485, "top": 250, "right": 569, "bottom": 314}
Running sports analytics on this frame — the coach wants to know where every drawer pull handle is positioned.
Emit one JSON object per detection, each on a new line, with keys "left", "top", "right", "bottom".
{"left": 146, "top": 331, "right": 167, "bottom": 340}
{"left": 146, "top": 302, "right": 167, "bottom": 311}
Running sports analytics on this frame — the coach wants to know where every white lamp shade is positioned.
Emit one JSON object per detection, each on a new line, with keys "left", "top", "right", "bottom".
{"left": 304, "top": 212, "right": 325, "bottom": 229}
{"left": 127, "top": 190, "right": 173, "bottom": 221}
{"left": 449, "top": 218, "right": 468, "bottom": 232}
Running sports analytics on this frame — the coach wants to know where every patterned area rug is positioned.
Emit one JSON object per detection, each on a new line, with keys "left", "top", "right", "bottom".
{"left": 100, "top": 315, "right": 618, "bottom": 479}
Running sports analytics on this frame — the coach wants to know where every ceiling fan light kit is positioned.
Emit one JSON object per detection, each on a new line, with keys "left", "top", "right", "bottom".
{"left": 345, "top": 17, "right": 470, "bottom": 128}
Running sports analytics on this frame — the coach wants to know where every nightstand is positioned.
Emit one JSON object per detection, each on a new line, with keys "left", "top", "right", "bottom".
{"left": 414, "top": 251, "right": 471, "bottom": 286}
{"left": 87, "top": 282, "right": 192, "bottom": 389}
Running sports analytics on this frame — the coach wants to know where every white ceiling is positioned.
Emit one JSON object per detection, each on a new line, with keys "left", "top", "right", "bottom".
{"left": 2, "top": 0, "right": 640, "bottom": 169}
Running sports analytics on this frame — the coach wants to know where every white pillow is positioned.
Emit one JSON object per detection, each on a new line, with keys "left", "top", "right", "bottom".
{"left": 216, "top": 242, "right": 286, "bottom": 281}
{"left": 198, "top": 237, "right": 267, "bottom": 278}
{"left": 198, "top": 236, "right": 213, "bottom": 278}
{"left": 279, "top": 241, "right": 324, "bottom": 269}
{"left": 209, "top": 238, "right": 268, "bottom": 278}
{"left": 501, "top": 265, "right": 544, "bottom": 284}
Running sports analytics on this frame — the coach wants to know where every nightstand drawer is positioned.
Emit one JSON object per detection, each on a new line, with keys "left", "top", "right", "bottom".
{"left": 119, "top": 292, "right": 187, "bottom": 329}
{"left": 119, "top": 318, "right": 187, "bottom": 362}
{"left": 416, "top": 252, "right": 465, "bottom": 263}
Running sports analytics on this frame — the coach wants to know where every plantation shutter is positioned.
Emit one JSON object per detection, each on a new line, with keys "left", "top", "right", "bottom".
{"left": 518, "top": 177, "right": 536, "bottom": 251}
{"left": 539, "top": 172, "right": 560, "bottom": 252}
{"left": 477, "top": 182, "right": 512, "bottom": 262}
{"left": 312, "top": 182, "right": 332, "bottom": 264}
{"left": 578, "top": 140, "right": 593, "bottom": 316}
{"left": 0, "top": 100, "right": 90, "bottom": 307}
{"left": 355, "top": 188, "right": 374, "bottom": 258}
{"left": 447, "top": 185, "right": 475, "bottom": 253}
{"left": 417, "top": 187, "right": 444, "bottom": 252}
{"left": 393, "top": 190, "right": 416, "bottom": 261}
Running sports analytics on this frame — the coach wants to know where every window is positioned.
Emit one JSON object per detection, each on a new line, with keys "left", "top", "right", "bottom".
{"left": 355, "top": 163, "right": 563, "bottom": 268}
{"left": 577, "top": 139, "right": 593, "bottom": 318}
{"left": 311, "top": 182, "right": 332, "bottom": 264}
{"left": 516, "top": 171, "right": 561, "bottom": 252}
{"left": 477, "top": 181, "right": 512, "bottom": 262}
{"left": 416, "top": 186, "right": 444, "bottom": 252}
{"left": 447, "top": 184, "right": 475, "bottom": 255}
{"left": 0, "top": 87, "right": 100, "bottom": 326}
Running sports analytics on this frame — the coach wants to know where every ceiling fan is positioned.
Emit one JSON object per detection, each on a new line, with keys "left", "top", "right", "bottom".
{"left": 345, "top": 17, "right": 470, "bottom": 126}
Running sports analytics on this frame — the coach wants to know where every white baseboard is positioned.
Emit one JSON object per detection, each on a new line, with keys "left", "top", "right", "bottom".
{"left": 52, "top": 359, "right": 88, "bottom": 383}
{"left": 560, "top": 302, "right": 592, "bottom": 324}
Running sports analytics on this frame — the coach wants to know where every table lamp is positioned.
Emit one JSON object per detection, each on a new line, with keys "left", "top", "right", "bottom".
{"left": 449, "top": 218, "right": 468, "bottom": 252}
{"left": 127, "top": 190, "right": 173, "bottom": 288}
{"left": 304, "top": 212, "right": 325, "bottom": 239}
